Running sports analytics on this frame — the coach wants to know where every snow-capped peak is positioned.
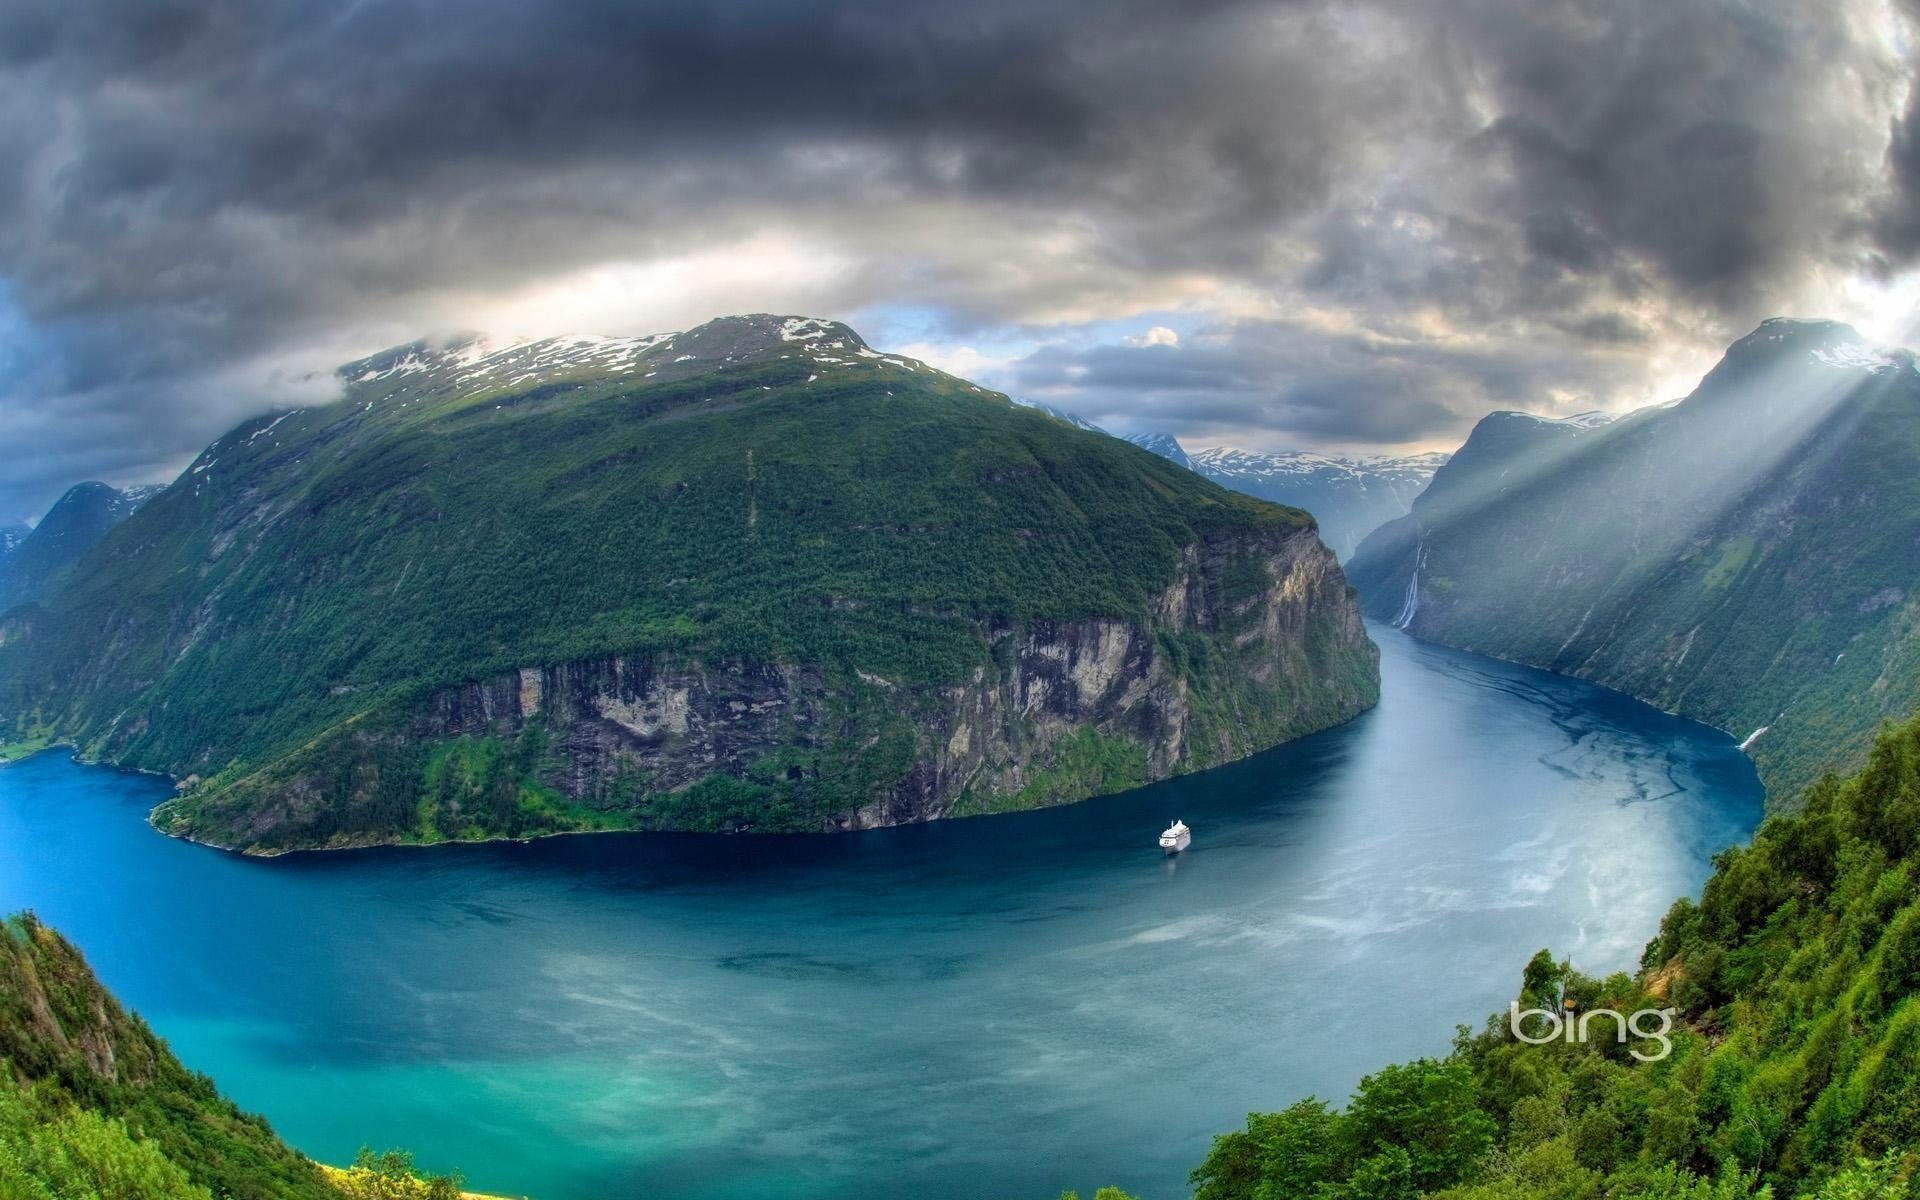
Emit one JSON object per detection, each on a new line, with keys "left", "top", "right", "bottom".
{"left": 1190, "top": 447, "right": 1359, "bottom": 477}
{"left": 333, "top": 314, "right": 930, "bottom": 410}
{"left": 1739, "top": 317, "right": 1915, "bottom": 376}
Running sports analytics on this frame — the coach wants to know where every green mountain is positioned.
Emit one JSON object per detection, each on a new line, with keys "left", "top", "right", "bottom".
{"left": 1347, "top": 318, "right": 1920, "bottom": 805}
{"left": 1187, "top": 709, "right": 1920, "bottom": 1200}
{"left": 0, "top": 483, "right": 158, "bottom": 611}
{"left": 0, "top": 314, "right": 1377, "bottom": 852}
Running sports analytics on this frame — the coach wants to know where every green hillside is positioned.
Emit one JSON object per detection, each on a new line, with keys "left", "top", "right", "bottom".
{"left": 1348, "top": 319, "right": 1920, "bottom": 806}
{"left": 1189, "top": 710, "right": 1920, "bottom": 1200}
{"left": 0, "top": 315, "right": 1377, "bottom": 851}
{"left": 0, "top": 914, "right": 476, "bottom": 1200}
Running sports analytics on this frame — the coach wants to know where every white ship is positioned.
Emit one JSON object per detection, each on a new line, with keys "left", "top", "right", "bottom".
{"left": 1158, "top": 819, "right": 1191, "bottom": 854}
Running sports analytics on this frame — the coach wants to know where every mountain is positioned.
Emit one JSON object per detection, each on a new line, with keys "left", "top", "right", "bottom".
{"left": 1189, "top": 711, "right": 1920, "bottom": 1200}
{"left": 0, "top": 482, "right": 158, "bottom": 610}
{"left": 0, "top": 314, "right": 1378, "bottom": 852}
{"left": 1347, "top": 317, "right": 1920, "bottom": 804}
{"left": 1184, "top": 446, "right": 1451, "bottom": 559}
{"left": 0, "top": 521, "right": 27, "bottom": 563}
{"left": 1122, "top": 431, "right": 1193, "bottom": 470}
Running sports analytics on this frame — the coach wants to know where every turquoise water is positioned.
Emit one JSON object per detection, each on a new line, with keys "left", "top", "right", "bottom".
{"left": 0, "top": 627, "right": 1763, "bottom": 1199}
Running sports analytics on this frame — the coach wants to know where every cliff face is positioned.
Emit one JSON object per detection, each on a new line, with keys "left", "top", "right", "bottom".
{"left": 157, "top": 524, "right": 1375, "bottom": 848}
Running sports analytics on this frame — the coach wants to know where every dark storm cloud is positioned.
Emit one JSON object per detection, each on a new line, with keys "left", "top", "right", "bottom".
{"left": 0, "top": 0, "right": 1913, "bottom": 520}
{"left": 1877, "top": 1, "right": 1920, "bottom": 263}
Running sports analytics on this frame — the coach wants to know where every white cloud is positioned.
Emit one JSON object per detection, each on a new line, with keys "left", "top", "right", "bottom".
{"left": 891, "top": 341, "right": 1027, "bottom": 390}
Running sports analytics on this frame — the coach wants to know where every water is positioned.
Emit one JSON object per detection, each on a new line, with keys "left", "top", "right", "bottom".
{"left": 0, "top": 627, "right": 1762, "bottom": 1200}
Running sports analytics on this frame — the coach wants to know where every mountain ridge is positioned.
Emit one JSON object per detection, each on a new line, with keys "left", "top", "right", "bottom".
{"left": 1347, "top": 317, "right": 1920, "bottom": 804}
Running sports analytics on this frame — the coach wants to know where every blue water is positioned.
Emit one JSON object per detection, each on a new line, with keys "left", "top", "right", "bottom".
{"left": 0, "top": 627, "right": 1762, "bottom": 1200}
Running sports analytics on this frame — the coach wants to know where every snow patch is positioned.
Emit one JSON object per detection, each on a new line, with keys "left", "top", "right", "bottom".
{"left": 245, "top": 411, "right": 297, "bottom": 446}
{"left": 1812, "top": 342, "right": 1902, "bottom": 374}
{"left": 779, "top": 317, "right": 837, "bottom": 342}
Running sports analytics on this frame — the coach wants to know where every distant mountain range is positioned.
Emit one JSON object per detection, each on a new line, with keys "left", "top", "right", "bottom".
{"left": 0, "top": 314, "right": 1377, "bottom": 852}
{"left": 1179, "top": 446, "right": 1451, "bottom": 559}
{"left": 0, "top": 482, "right": 159, "bottom": 611}
{"left": 1348, "top": 318, "right": 1920, "bottom": 804}
{"left": 1016, "top": 405, "right": 1450, "bottom": 558}
{"left": 1121, "top": 432, "right": 1193, "bottom": 470}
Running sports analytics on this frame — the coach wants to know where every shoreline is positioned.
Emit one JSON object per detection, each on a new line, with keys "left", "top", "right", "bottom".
{"left": 11, "top": 631, "right": 1775, "bottom": 862}
{"left": 8, "top": 704, "right": 1381, "bottom": 859}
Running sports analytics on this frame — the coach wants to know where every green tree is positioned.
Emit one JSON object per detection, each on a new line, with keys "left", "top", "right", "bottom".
{"left": 336, "top": 1148, "right": 464, "bottom": 1200}
{"left": 1340, "top": 1059, "right": 1496, "bottom": 1193}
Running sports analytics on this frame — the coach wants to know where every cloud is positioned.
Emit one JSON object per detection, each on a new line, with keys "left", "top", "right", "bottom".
{"left": 1005, "top": 315, "right": 1671, "bottom": 448}
{"left": 0, "top": 0, "right": 1914, "bottom": 519}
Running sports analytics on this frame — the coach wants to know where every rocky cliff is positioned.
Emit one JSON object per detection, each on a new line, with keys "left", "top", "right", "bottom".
{"left": 156, "top": 522, "right": 1374, "bottom": 847}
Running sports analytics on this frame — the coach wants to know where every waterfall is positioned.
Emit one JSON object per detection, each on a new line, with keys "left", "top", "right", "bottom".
{"left": 1392, "top": 541, "right": 1427, "bottom": 629}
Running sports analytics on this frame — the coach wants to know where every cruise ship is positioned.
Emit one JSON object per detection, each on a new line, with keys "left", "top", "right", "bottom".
{"left": 1158, "top": 819, "right": 1191, "bottom": 854}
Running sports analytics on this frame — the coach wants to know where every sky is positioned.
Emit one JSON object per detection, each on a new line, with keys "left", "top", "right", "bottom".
{"left": 1, "top": 0, "right": 1919, "bottom": 524}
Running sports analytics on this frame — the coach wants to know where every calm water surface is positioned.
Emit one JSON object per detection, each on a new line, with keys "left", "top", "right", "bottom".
{"left": 0, "top": 627, "right": 1762, "bottom": 1200}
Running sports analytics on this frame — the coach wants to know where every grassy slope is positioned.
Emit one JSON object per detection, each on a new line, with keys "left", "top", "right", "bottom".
{"left": 1189, "top": 712, "right": 1920, "bottom": 1200}
{"left": 0, "top": 321, "right": 1369, "bottom": 848}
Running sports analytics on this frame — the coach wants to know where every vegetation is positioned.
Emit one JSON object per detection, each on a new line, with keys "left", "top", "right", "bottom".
{"left": 325, "top": 1148, "right": 466, "bottom": 1200}
{"left": 0, "top": 734, "right": 50, "bottom": 763}
{"left": 0, "top": 913, "right": 337, "bottom": 1198}
{"left": 0, "top": 1083, "right": 212, "bottom": 1200}
{"left": 1187, "top": 711, "right": 1920, "bottom": 1200}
